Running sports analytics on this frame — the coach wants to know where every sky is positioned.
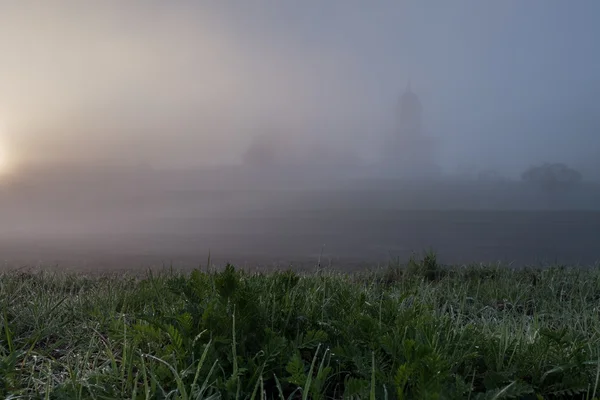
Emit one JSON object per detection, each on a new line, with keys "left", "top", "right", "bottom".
{"left": 0, "top": 0, "right": 599, "bottom": 177}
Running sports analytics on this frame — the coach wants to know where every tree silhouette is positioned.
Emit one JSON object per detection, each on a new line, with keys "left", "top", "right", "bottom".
{"left": 242, "top": 133, "right": 278, "bottom": 167}
{"left": 521, "top": 163, "right": 582, "bottom": 192}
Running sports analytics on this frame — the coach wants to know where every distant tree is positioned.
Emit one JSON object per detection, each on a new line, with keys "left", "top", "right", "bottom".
{"left": 456, "top": 163, "right": 478, "bottom": 180}
{"left": 302, "top": 142, "right": 362, "bottom": 167}
{"left": 242, "top": 133, "right": 278, "bottom": 167}
{"left": 521, "top": 163, "right": 582, "bottom": 192}
{"left": 477, "top": 169, "right": 507, "bottom": 182}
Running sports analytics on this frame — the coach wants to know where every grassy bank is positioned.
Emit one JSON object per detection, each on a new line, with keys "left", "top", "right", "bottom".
{"left": 1, "top": 257, "right": 600, "bottom": 399}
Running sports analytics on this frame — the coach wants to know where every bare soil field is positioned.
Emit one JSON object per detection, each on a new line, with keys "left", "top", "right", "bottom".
{"left": 1, "top": 209, "right": 598, "bottom": 271}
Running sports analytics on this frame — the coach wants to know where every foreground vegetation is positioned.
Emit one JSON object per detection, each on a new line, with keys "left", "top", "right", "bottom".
{"left": 1, "top": 256, "right": 600, "bottom": 399}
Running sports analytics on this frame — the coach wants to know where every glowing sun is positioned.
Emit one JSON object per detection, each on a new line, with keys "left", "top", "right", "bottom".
{"left": 0, "top": 121, "right": 14, "bottom": 176}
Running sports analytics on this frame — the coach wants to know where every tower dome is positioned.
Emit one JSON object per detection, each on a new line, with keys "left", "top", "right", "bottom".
{"left": 398, "top": 81, "right": 422, "bottom": 136}
{"left": 400, "top": 81, "right": 421, "bottom": 109}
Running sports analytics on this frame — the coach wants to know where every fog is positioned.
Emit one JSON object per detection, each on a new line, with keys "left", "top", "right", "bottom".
{"left": 2, "top": 1, "right": 600, "bottom": 172}
{"left": 1, "top": 1, "right": 600, "bottom": 268}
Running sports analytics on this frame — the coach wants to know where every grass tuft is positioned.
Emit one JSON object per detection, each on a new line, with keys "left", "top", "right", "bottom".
{"left": 1, "top": 257, "right": 600, "bottom": 398}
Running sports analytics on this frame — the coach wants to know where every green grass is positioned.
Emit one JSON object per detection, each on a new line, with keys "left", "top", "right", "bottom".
{"left": 1, "top": 255, "right": 600, "bottom": 399}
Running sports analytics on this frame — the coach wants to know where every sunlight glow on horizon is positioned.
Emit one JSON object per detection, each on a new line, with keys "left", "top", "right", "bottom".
{"left": 0, "top": 119, "right": 15, "bottom": 176}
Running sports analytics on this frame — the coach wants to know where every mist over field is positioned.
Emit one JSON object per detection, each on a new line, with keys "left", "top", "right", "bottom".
{"left": 0, "top": 1, "right": 599, "bottom": 269}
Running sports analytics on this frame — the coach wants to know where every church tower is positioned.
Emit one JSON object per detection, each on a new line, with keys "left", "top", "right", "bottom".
{"left": 381, "top": 82, "right": 439, "bottom": 179}
{"left": 397, "top": 81, "right": 422, "bottom": 137}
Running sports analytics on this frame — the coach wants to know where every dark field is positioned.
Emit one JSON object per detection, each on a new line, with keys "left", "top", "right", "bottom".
{"left": 1, "top": 209, "right": 599, "bottom": 271}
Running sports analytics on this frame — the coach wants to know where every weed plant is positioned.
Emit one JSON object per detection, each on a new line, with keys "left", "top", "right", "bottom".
{"left": 1, "top": 255, "right": 600, "bottom": 399}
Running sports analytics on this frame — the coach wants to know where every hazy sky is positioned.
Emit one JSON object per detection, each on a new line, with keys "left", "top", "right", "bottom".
{"left": 1, "top": 1, "right": 599, "bottom": 175}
